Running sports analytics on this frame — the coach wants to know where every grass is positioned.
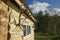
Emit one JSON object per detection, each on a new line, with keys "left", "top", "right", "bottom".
{"left": 34, "top": 33, "right": 49, "bottom": 40}
{"left": 34, "top": 33, "right": 60, "bottom": 40}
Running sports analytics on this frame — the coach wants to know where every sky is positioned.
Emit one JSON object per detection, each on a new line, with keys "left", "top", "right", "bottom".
{"left": 25, "top": 0, "right": 60, "bottom": 8}
{"left": 25, "top": 0, "right": 60, "bottom": 14}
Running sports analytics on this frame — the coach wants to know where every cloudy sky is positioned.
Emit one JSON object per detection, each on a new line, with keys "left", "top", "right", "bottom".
{"left": 25, "top": 0, "right": 60, "bottom": 14}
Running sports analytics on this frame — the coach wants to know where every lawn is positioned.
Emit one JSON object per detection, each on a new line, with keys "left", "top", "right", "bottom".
{"left": 34, "top": 33, "right": 60, "bottom": 40}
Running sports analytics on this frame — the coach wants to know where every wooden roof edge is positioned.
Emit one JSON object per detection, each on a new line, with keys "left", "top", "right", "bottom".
{"left": 21, "top": 0, "right": 36, "bottom": 22}
{"left": 15, "top": 0, "right": 36, "bottom": 22}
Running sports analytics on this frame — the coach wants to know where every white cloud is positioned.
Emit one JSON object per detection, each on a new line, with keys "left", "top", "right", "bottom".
{"left": 53, "top": 8, "right": 60, "bottom": 12}
{"left": 52, "top": 8, "right": 60, "bottom": 16}
{"left": 29, "top": 1, "right": 50, "bottom": 13}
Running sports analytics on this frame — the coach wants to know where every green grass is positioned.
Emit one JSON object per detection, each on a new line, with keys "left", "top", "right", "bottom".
{"left": 34, "top": 33, "right": 60, "bottom": 40}
{"left": 34, "top": 33, "right": 49, "bottom": 40}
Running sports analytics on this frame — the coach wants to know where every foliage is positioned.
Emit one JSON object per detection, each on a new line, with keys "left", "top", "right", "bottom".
{"left": 34, "top": 11, "right": 60, "bottom": 36}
